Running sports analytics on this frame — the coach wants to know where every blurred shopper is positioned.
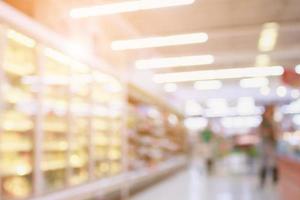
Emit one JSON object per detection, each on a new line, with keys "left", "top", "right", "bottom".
{"left": 258, "top": 105, "right": 278, "bottom": 187}
{"left": 200, "top": 126, "right": 215, "bottom": 174}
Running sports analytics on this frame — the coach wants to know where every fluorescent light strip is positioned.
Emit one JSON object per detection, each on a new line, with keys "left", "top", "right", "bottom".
{"left": 240, "top": 77, "right": 269, "bottom": 88}
{"left": 136, "top": 55, "right": 214, "bottom": 69}
{"left": 153, "top": 66, "right": 284, "bottom": 83}
{"left": 194, "top": 80, "right": 222, "bottom": 90}
{"left": 111, "top": 32, "right": 208, "bottom": 50}
{"left": 296, "top": 64, "right": 300, "bottom": 74}
{"left": 7, "top": 29, "right": 36, "bottom": 48}
{"left": 258, "top": 22, "right": 279, "bottom": 52}
{"left": 70, "top": 0, "right": 195, "bottom": 18}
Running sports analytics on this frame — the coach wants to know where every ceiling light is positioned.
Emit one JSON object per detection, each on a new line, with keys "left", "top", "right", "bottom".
{"left": 237, "top": 97, "right": 255, "bottom": 115}
{"left": 112, "top": 32, "right": 208, "bottom": 50}
{"left": 221, "top": 116, "right": 262, "bottom": 129}
{"left": 185, "top": 100, "right": 202, "bottom": 116}
{"left": 204, "top": 106, "right": 264, "bottom": 118}
{"left": 184, "top": 117, "right": 208, "bottom": 131}
{"left": 260, "top": 86, "right": 271, "bottom": 96}
{"left": 163, "top": 83, "right": 177, "bottom": 93}
{"left": 281, "top": 100, "right": 300, "bottom": 114}
{"left": 291, "top": 89, "right": 300, "bottom": 99}
{"left": 296, "top": 64, "right": 300, "bottom": 74}
{"left": 70, "top": 0, "right": 195, "bottom": 18}
{"left": 276, "top": 86, "right": 287, "bottom": 97}
{"left": 258, "top": 22, "right": 279, "bottom": 52}
{"left": 7, "top": 29, "right": 36, "bottom": 48}
{"left": 255, "top": 54, "right": 270, "bottom": 66}
{"left": 194, "top": 80, "right": 222, "bottom": 90}
{"left": 153, "top": 66, "right": 284, "bottom": 83}
{"left": 240, "top": 77, "right": 269, "bottom": 88}
{"left": 206, "top": 98, "right": 227, "bottom": 109}
{"left": 136, "top": 55, "right": 214, "bottom": 70}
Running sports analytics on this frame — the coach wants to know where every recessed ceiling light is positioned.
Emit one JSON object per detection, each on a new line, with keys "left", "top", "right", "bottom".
{"left": 206, "top": 98, "right": 227, "bottom": 109}
{"left": 153, "top": 66, "right": 284, "bottom": 83}
{"left": 258, "top": 22, "right": 279, "bottom": 52}
{"left": 185, "top": 100, "right": 202, "bottom": 116}
{"left": 70, "top": 0, "right": 195, "bottom": 18}
{"left": 240, "top": 77, "right": 269, "bottom": 88}
{"left": 112, "top": 32, "right": 208, "bottom": 50}
{"left": 276, "top": 86, "right": 287, "bottom": 97}
{"left": 136, "top": 55, "right": 214, "bottom": 70}
{"left": 194, "top": 80, "right": 222, "bottom": 90}
{"left": 163, "top": 83, "right": 177, "bottom": 93}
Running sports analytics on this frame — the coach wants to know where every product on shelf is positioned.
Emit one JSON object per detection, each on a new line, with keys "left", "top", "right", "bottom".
{"left": 0, "top": 29, "right": 36, "bottom": 199}
{"left": 127, "top": 95, "right": 186, "bottom": 171}
{"left": 92, "top": 71, "right": 124, "bottom": 178}
{"left": 42, "top": 48, "right": 69, "bottom": 192}
{"left": 69, "top": 61, "right": 91, "bottom": 185}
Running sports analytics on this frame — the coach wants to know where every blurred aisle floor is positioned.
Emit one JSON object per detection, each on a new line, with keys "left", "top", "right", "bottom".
{"left": 131, "top": 164, "right": 279, "bottom": 200}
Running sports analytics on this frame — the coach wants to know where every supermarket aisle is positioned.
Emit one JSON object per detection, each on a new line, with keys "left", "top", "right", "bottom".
{"left": 131, "top": 164, "right": 279, "bottom": 200}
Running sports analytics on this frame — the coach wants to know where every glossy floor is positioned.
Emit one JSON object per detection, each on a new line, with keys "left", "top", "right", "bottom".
{"left": 131, "top": 164, "right": 279, "bottom": 200}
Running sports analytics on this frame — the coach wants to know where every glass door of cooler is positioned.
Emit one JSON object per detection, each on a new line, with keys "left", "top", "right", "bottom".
{"left": 42, "top": 48, "right": 70, "bottom": 192}
{"left": 69, "top": 61, "right": 91, "bottom": 185}
{"left": 106, "top": 79, "right": 123, "bottom": 176}
{"left": 92, "top": 72, "right": 123, "bottom": 178}
{"left": 0, "top": 29, "right": 37, "bottom": 199}
{"left": 92, "top": 72, "right": 122, "bottom": 177}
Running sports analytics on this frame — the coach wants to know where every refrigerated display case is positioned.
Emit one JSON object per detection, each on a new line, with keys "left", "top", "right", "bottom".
{"left": 0, "top": 29, "right": 36, "bottom": 199}
{"left": 92, "top": 71, "right": 123, "bottom": 178}
{"left": 0, "top": 23, "right": 125, "bottom": 199}
{"left": 69, "top": 61, "right": 91, "bottom": 186}
{"left": 42, "top": 48, "right": 70, "bottom": 192}
{"left": 0, "top": 3, "right": 186, "bottom": 200}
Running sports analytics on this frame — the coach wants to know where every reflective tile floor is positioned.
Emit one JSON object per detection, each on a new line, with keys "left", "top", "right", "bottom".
{"left": 131, "top": 164, "right": 279, "bottom": 200}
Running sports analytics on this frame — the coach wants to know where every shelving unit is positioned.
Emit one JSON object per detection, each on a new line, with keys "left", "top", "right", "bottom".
{"left": 127, "top": 88, "right": 186, "bottom": 171}
{"left": 0, "top": 2, "right": 187, "bottom": 200}
{"left": 0, "top": 25, "right": 125, "bottom": 199}
{"left": 0, "top": 28, "right": 36, "bottom": 199}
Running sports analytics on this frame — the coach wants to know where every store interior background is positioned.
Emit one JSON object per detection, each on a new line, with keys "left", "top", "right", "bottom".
{"left": 0, "top": 0, "right": 300, "bottom": 200}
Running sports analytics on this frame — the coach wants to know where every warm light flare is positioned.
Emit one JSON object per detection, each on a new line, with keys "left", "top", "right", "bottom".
{"left": 70, "top": 0, "right": 195, "bottom": 18}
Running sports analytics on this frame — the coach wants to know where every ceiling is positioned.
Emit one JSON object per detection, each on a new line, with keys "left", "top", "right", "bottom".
{"left": 5, "top": 0, "right": 300, "bottom": 114}
{"left": 95, "top": 0, "right": 300, "bottom": 109}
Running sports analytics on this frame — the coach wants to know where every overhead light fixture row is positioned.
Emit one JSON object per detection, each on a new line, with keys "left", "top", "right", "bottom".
{"left": 136, "top": 55, "right": 214, "bottom": 70}
{"left": 70, "top": 0, "right": 195, "bottom": 18}
{"left": 112, "top": 32, "right": 208, "bottom": 50}
{"left": 153, "top": 66, "right": 284, "bottom": 83}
